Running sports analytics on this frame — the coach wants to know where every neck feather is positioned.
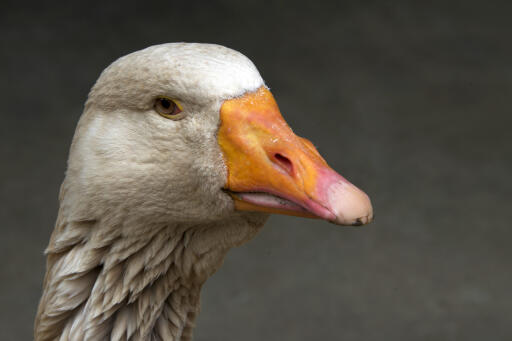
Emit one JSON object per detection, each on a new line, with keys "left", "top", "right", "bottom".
{"left": 35, "top": 211, "right": 265, "bottom": 341}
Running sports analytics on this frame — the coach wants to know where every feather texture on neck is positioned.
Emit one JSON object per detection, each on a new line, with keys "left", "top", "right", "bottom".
{"left": 35, "top": 205, "right": 266, "bottom": 341}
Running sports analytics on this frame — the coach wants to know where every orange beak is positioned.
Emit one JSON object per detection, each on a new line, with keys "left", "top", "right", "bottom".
{"left": 218, "top": 86, "right": 373, "bottom": 226}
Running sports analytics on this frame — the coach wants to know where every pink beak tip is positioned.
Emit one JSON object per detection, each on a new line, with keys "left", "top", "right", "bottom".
{"left": 326, "top": 180, "right": 374, "bottom": 226}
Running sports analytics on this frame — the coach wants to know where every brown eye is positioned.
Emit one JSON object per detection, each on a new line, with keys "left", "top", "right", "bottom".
{"left": 154, "top": 97, "right": 183, "bottom": 119}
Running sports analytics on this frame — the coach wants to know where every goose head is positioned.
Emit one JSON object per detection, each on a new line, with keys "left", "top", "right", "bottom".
{"left": 68, "top": 43, "right": 372, "bottom": 234}
{"left": 36, "top": 43, "right": 374, "bottom": 341}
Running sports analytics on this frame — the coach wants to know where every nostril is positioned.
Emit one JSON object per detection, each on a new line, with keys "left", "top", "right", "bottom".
{"left": 273, "top": 153, "right": 294, "bottom": 176}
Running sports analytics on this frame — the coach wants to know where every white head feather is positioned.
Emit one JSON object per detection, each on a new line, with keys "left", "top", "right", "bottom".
{"left": 66, "top": 43, "right": 267, "bottom": 224}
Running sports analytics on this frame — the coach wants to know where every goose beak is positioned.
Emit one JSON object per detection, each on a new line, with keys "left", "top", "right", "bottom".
{"left": 218, "top": 86, "right": 373, "bottom": 226}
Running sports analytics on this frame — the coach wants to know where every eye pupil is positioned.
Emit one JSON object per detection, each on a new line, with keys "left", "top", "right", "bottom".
{"left": 161, "top": 99, "right": 171, "bottom": 109}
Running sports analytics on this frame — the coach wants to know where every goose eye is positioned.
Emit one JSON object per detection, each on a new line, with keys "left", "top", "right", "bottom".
{"left": 154, "top": 97, "right": 183, "bottom": 119}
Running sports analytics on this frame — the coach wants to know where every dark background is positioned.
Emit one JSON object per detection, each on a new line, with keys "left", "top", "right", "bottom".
{"left": 1, "top": 1, "right": 511, "bottom": 340}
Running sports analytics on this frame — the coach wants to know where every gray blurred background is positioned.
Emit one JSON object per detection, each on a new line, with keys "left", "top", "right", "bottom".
{"left": 1, "top": 0, "right": 511, "bottom": 340}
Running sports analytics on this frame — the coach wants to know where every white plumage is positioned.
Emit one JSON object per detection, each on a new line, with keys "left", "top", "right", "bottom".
{"left": 35, "top": 43, "right": 372, "bottom": 341}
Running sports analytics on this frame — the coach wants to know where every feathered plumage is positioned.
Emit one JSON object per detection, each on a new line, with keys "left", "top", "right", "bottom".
{"left": 35, "top": 43, "right": 372, "bottom": 341}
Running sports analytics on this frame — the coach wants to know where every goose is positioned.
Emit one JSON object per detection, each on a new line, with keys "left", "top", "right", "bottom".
{"left": 34, "top": 43, "right": 373, "bottom": 341}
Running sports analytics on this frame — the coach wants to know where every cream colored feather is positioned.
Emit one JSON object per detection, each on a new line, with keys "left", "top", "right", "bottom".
{"left": 35, "top": 43, "right": 269, "bottom": 341}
